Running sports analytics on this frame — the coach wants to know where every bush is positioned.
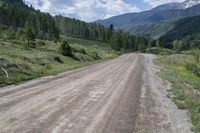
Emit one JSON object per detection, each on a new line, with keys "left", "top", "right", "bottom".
{"left": 185, "top": 62, "right": 200, "bottom": 77}
{"left": 146, "top": 47, "right": 174, "bottom": 55}
{"left": 190, "top": 50, "right": 200, "bottom": 64}
{"left": 54, "top": 56, "right": 64, "bottom": 63}
{"left": 173, "top": 40, "right": 183, "bottom": 54}
{"left": 37, "top": 40, "right": 46, "bottom": 46}
{"left": 60, "top": 40, "right": 73, "bottom": 57}
{"left": 71, "top": 45, "right": 87, "bottom": 55}
{"left": 72, "top": 53, "right": 94, "bottom": 62}
{"left": 30, "top": 41, "right": 36, "bottom": 48}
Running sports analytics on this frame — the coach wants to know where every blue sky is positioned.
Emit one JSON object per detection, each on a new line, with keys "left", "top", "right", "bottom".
{"left": 24, "top": 0, "right": 185, "bottom": 22}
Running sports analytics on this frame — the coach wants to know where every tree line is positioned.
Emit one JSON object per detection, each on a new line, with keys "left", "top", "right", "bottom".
{"left": 0, "top": 1, "right": 59, "bottom": 41}
{"left": 55, "top": 16, "right": 113, "bottom": 41}
{"left": 0, "top": 0, "right": 151, "bottom": 52}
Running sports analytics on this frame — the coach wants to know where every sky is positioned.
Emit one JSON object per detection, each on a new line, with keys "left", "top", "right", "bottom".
{"left": 23, "top": 0, "right": 185, "bottom": 22}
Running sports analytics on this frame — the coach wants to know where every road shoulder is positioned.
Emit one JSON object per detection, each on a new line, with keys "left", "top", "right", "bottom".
{"left": 134, "top": 54, "right": 193, "bottom": 133}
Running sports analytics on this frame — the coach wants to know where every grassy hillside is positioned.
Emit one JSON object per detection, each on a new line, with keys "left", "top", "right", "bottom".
{"left": 0, "top": 37, "right": 117, "bottom": 87}
{"left": 156, "top": 53, "right": 200, "bottom": 132}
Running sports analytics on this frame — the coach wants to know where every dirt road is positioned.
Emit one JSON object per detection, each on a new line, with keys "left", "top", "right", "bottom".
{"left": 0, "top": 53, "right": 192, "bottom": 133}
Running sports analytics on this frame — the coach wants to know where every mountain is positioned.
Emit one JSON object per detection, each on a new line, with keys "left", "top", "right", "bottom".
{"left": 97, "top": 0, "right": 200, "bottom": 38}
{"left": 160, "top": 15, "right": 200, "bottom": 44}
{"left": 182, "top": 0, "right": 200, "bottom": 8}
{"left": 154, "top": 0, "right": 200, "bottom": 10}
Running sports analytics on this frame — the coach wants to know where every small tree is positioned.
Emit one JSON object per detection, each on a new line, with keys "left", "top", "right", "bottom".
{"left": 110, "top": 32, "right": 122, "bottom": 51}
{"left": 173, "top": 40, "right": 183, "bottom": 53}
{"left": 24, "top": 20, "right": 35, "bottom": 48}
{"left": 60, "top": 40, "right": 73, "bottom": 57}
{"left": 147, "top": 37, "right": 152, "bottom": 49}
{"left": 109, "top": 24, "right": 114, "bottom": 32}
{"left": 156, "top": 39, "right": 161, "bottom": 48}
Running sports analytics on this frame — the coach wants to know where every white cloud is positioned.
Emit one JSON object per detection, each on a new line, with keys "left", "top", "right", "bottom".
{"left": 23, "top": 0, "right": 139, "bottom": 22}
{"left": 144, "top": 0, "right": 185, "bottom": 7}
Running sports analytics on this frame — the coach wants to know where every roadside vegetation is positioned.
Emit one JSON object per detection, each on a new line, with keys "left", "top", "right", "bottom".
{"left": 156, "top": 50, "right": 200, "bottom": 132}
{"left": 0, "top": 35, "right": 117, "bottom": 87}
{"left": 0, "top": 0, "right": 147, "bottom": 87}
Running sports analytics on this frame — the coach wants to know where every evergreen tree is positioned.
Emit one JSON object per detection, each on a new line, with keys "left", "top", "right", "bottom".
{"left": 173, "top": 40, "right": 183, "bottom": 53}
{"left": 147, "top": 37, "right": 153, "bottom": 48}
{"left": 60, "top": 40, "right": 73, "bottom": 57}
{"left": 109, "top": 24, "right": 114, "bottom": 32}
{"left": 110, "top": 31, "right": 123, "bottom": 51}
{"left": 135, "top": 35, "right": 140, "bottom": 50}
{"left": 156, "top": 39, "right": 161, "bottom": 48}
{"left": 24, "top": 20, "right": 35, "bottom": 47}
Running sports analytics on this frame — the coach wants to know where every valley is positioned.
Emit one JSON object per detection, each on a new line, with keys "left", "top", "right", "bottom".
{"left": 0, "top": 0, "right": 200, "bottom": 132}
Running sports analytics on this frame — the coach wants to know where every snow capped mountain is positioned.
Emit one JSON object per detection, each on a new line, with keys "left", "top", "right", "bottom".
{"left": 182, "top": 0, "right": 200, "bottom": 8}
{"left": 153, "top": 0, "right": 200, "bottom": 11}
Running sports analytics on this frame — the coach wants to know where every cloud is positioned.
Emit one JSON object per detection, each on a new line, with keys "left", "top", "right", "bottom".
{"left": 24, "top": 0, "right": 139, "bottom": 22}
{"left": 144, "top": 0, "right": 185, "bottom": 7}
{"left": 23, "top": 0, "right": 192, "bottom": 21}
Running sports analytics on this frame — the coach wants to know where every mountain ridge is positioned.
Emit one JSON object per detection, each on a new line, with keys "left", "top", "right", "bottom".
{"left": 97, "top": 0, "right": 200, "bottom": 38}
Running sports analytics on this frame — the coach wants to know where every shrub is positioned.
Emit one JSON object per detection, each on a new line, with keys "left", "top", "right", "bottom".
{"left": 30, "top": 41, "right": 36, "bottom": 48}
{"left": 54, "top": 56, "right": 64, "bottom": 63}
{"left": 60, "top": 40, "right": 73, "bottom": 57}
{"left": 70, "top": 45, "right": 88, "bottom": 55}
{"left": 190, "top": 50, "right": 200, "bottom": 64}
{"left": 173, "top": 40, "right": 183, "bottom": 54}
{"left": 37, "top": 40, "right": 46, "bottom": 46}
{"left": 185, "top": 62, "right": 200, "bottom": 77}
{"left": 72, "top": 53, "right": 94, "bottom": 62}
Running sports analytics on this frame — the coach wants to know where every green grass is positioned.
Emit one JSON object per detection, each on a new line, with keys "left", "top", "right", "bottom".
{"left": 156, "top": 54, "right": 200, "bottom": 132}
{"left": 145, "top": 47, "right": 175, "bottom": 55}
{"left": 0, "top": 37, "right": 117, "bottom": 87}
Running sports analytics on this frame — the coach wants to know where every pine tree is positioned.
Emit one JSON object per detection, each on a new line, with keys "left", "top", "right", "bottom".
{"left": 60, "top": 40, "right": 73, "bottom": 57}
{"left": 147, "top": 37, "right": 152, "bottom": 48}
{"left": 173, "top": 40, "right": 183, "bottom": 53}
{"left": 24, "top": 20, "right": 35, "bottom": 47}
{"left": 156, "top": 39, "right": 161, "bottom": 48}
{"left": 109, "top": 24, "right": 114, "bottom": 32}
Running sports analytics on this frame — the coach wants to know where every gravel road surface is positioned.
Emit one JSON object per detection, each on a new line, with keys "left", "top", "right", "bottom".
{"left": 0, "top": 53, "right": 192, "bottom": 133}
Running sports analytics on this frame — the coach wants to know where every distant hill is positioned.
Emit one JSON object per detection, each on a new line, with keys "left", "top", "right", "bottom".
{"left": 97, "top": 0, "right": 200, "bottom": 38}
{"left": 160, "top": 15, "right": 200, "bottom": 43}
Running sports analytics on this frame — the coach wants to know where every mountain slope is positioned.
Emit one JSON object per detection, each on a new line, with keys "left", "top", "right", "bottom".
{"left": 97, "top": 0, "right": 200, "bottom": 37}
{"left": 121, "top": 21, "right": 174, "bottom": 38}
{"left": 160, "top": 15, "right": 200, "bottom": 43}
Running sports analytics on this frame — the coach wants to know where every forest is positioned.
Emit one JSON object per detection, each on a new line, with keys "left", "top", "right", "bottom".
{"left": 0, "top": 0, "right": 151, "bottom": 52}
